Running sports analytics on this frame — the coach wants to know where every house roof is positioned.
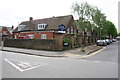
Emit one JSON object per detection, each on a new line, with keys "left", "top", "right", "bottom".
{"left": 13, "top": 15, "right": 75, "bottom": 32}
{"left": 0, "top": 26, "right": 13, "bottom": 34}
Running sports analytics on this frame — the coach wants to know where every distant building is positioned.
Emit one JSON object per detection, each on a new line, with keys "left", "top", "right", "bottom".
{"left": 0, "top": 26, "right": 14, "bottom": 40}
{"left": 13, "top": 15, "right": 77, "bottom": 39}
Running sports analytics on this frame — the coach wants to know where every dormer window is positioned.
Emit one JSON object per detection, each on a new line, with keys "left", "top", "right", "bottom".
{"left": 38, "top": 24, "right": 47, "bottom": 29}
{"left": 18, "top": 25, "right": 26, "bottom": 31}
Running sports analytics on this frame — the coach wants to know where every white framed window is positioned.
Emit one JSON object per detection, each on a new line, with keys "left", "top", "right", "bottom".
{"left": 38, "top": 24, "right": 47, "bottom": 29}
{"left": 41, "top": 34, "right": 47, "bottom": 39}
{"left": 28, "top": 35, "right": 34, "bottom": 39}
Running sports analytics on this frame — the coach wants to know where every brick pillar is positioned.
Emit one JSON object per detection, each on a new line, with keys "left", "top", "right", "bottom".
{"left": 85, "top": 35, "right": 88, "bottom": 46}
{"left": 93, "top": 35, "right": 97, "bottom": 44}
{"left": 89, "top": 36, "right": 92, "bottom": 45}
{"left": 70, "top": 34, "right": 74, "bottom": 48}
{"left": 95, "top": 36, "right": 98, "bottom": 43}
{"left": 92, "top": 36, "right": 94, "bottom": 44}
{"left": 54, "top": 33, "right": 64, "bottom": 50}
{"left": 77, "top": 34, "right": 83, "bottom": 47}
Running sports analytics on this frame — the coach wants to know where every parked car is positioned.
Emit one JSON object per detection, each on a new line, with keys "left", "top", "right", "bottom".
{"left": 109, "top": 39, "right": 113, "bottom": 43}
{"left": 116, "top": 36, "right": 120, "bottom": 40}
{"left": 105, "top": 39, "right": 110, "bottom": 45}
{"left": 112, "top": 39, "right": 117, "bottom": 42}
{"left": 96, "top": 40, "right": 107, "bottom": 46}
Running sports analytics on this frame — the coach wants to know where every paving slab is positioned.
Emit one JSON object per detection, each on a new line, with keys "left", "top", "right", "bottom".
{"left": 1, "top": 45, "right": 103, "bottom": 58}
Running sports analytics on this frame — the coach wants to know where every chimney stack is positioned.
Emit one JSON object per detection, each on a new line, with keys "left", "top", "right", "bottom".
{"left": 29, "top": 17, "right": 33, "bottom": 21}
{"left": 12, "top": 25, "right": 14, "bottom": 29}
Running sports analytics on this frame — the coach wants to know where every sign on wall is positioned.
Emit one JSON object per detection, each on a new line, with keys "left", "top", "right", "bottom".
{"left": 58, "top": 24, "right": 66, "bottom": 33}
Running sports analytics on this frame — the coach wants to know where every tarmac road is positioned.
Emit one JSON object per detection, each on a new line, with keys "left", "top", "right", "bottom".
{"left": 1, "top": 41, "right": 118, "bottom": 78}
{"left": 80, "top": 41, "right": 118, "bottom": 63}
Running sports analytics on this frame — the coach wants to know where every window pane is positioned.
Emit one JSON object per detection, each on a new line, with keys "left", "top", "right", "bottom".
{"left": 38, "top": 24, "right": 47, "bottom": 29}
{"left": 40, "top": 25, "right": 42, "bottom": 28}
{"left": 41, "top": 34, "right": 46, "bottom": 39}
{"left": 28, "top": 35, "right": 34, "bottom": 39}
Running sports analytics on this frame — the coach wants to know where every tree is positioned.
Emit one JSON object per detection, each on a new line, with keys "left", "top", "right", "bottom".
{"left": 71, "top": 2, "right": 117, "bottom": 39}
{"left": 104, "top": 21, "right": 118, "bottom": 38}
{"left": 72, "top": 2, "right": 108, "bottom": 37}
{"left": 92, "top": 8, "right": 107, "bottom": 39}
{"left": 72, "top": 2, "right": 94, "bottom": 33}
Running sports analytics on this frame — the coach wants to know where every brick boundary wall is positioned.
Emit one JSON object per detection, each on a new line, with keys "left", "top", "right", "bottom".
{"left": 4, "top": 39, "right": 58, "bottom": 50}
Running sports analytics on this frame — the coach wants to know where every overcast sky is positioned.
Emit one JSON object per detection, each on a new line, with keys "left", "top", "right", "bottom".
{"left": 0, "top": 0, "right": 119, "bottom": 32}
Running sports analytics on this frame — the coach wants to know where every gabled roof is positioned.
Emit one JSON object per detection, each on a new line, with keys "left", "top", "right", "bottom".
{"left": 0, "top": 26, "right": 13, "bottom": 34}
{"left": 13, "top": 15, "right": 75, "bottom": 32}
{"left": 6, "top": 27, "right": 13, "bottom": 34}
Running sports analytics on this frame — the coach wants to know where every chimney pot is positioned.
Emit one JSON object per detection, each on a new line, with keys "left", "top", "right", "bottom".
{"left": 29, "top": 17, "right": 33, "bottom": 21}
{"left": 12, "top": 25, "right": 14, "bottom": 29}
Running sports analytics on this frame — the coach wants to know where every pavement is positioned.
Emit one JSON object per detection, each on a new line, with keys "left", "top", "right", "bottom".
{"left": 1, "top": 45, "right": 103, "bottom": 58}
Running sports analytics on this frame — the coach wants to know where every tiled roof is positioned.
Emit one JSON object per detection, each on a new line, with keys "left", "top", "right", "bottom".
{"left": 13, "top": 15, "right": 74, "bottom": 32}
{"left": 0, "top": 26, "right": 13, "bottom": 34}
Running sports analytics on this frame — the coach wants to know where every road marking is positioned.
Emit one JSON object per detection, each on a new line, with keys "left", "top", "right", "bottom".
{"left": 4, "top": 59, "right": 48, "bottom": 72}
{"left": 80, "top": 59, "right": 117, "bottom": 64}
{"left": 64, "top": 47, "right": 106, "bottom": 58}
{"left": 81, "top": 47, "right": 106, "bottom": 58}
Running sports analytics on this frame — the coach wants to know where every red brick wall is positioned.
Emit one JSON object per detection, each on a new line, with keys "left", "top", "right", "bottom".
{"left": 4, "top": 39, "right": 57, "bottom": 50}
{"left": 13, "top": 31, "right": 54, "bottom": 39}
{"left": 54, "top": 33, "right": 64, "bottom": 50}
{"left": 40, "top": 32, "right": 54, "bottom": 39}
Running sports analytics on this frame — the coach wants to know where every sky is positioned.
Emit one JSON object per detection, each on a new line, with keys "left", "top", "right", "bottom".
{"left": 0, "top": 0, "right": 119, "bottom": 32}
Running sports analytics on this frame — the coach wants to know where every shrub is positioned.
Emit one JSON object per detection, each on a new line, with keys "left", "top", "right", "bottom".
{"left": 63, "top": 38, "right": 70, "bottom": 44}
{"left": 63, "top": 38, "right": 70, "bottom": 50}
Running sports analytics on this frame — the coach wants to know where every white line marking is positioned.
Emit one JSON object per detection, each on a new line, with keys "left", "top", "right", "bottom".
{"left": 4, "top": 59, "right": 23, "bottom": 72}
{"left": 4, "top": 59, "right": 48, "bottom": 72}
{"left": 21, "top": 63, "right": 48, "bottom": 72}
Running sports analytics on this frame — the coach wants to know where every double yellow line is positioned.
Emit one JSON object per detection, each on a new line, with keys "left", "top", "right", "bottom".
{"left": 64, "top": 47, "right": 106, "bottom": 58}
